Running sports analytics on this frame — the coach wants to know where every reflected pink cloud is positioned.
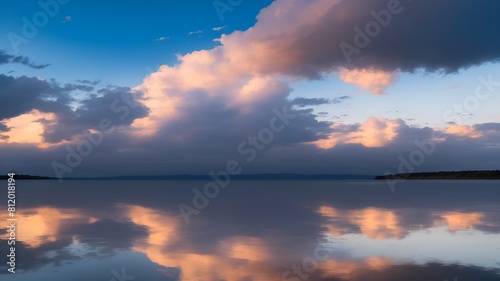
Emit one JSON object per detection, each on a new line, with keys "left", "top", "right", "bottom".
{"left": 1, "top": 207, "right": 84, "bottom": 248}
{"left": 318, "top": 206, "right": 407, "bottom": 239}
{"left": 434, "top": 211, "right": 485, "bottom": 231}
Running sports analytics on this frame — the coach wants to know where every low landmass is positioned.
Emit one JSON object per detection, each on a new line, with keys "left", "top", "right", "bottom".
{"left": 67, "top": 174, "right": 375, "bottom": 180}
{"left": 0, "top": 174, "right": 374, "bottom": 181}
{"left": 0, "top": 174, "right": 54, "bottom": 180}
{"left": 375, "top": 170, "right": 500, "bottom": 180}
{"left": 5, "top": 171, "right": 500, "bottom": 181}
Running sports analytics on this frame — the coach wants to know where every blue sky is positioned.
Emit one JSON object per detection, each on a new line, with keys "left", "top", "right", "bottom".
{"left": 0, "top": 0, "right": 273, "bottom": 86}
{"left": 1, "top": 0, "right": 500, "bottom": 177}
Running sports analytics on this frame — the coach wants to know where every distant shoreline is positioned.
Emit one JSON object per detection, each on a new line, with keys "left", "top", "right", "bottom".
{"left": 1, "top": 174, "right": 373, "bottom": 181}
{"left": 0, "top": 174, "right": 54, "bottom": 180}
{"left": 375, "top": 170, "right": 500, "bottom": 180}
{"left": 3, "top": 171, "right": 500, "bottom": 180}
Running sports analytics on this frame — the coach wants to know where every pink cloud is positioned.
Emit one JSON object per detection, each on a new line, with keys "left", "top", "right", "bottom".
{"left": 445, "top": 123, "right": 483, "bottom": 139}
{"left": 0, "top": 110, "right": 66, "bottom": 148}
{"left": 313, "top": 117, "right": 404, "bottom": 149}
{"left": 131, "top": 0, "right": 350, "bottom": 136}
{"left": 338, "top": 67, "right": 397, "bottom": 95}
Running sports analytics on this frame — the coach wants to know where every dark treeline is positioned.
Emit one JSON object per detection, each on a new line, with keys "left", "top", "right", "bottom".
{"left": 376, "top": 170, "right": 500, "bottom": 180}
{"left": 68, "top": 174, "right": 374, "bottom": 180}
{"left": 0, "top": 174, "right": 374, "bottom": 181}
{"left": 0, "top": 174, "right": 54, "bottom": 180}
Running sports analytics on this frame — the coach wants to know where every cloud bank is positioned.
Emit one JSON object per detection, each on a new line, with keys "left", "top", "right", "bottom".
{"left": 1, "top": 0, "right": 500, "bottom": 177}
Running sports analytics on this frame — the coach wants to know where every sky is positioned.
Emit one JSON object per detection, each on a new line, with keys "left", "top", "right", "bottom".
{"left": 1, "top": 0, "right": 500, "bottom": 178}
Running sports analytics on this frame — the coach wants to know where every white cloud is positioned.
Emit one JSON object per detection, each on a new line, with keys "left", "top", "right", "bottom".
{"left": 212, "top": 26, "right": 227, "bottom": 31}
{"left": 188, "top": 30, "right": 203, "bottom": 35}
{"left": 60, "top": 15, "right": 72, "bottom": 23}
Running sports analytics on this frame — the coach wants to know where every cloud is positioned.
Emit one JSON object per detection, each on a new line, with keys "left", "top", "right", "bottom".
{"left": 0, "top": 75, "right": 148, "bottom": 147}
{"left": 155, "top": 36, "right": 168, "bottom": 41}
{"left": 212, "top": 26, "right": 227, "bottom": 31}
{"left": 0, "top": 110, "right": 59, "bottom": 148}
{"left": 76, "top": 79, "right": 100, "bottom": 86}
{"left": 0, "top": 75, "right": 67, "bottom": 121}
{"left": 0, "top": 122, "right": 8, "bottom": 132}
{"left": 188, "top": 30, "right": 203, "bottom": 35}
{"left": 474, "top": 123, "right": 500, "bottom": 133}
{"left": 60, "top": 15, "right": 72, "bottom": 23}
{"left": 45, "top": 0, "right": 500, "bottom": 152}
{"left": 331, "top": 95, "right": 351, "bottom": 104}
{"left": 291, "top": 97, "right": 331, "bottom": 107}
{"left": 445, "top": 123, "right": 483, "bottom": 139}
{"left": 314, "top": 117, "right": 404, "bottom": 149}
{"left": 132, "top": 68, "right": 329, "bottom": 146}
{"left": 338, "top": 67, "right": 397, "bottom": 95}
{"left": 3, "top": 0, "right": 500, "bottom": 177}
{"left": 216, "top": 0, "right": 500, "bottom": 78}
{"left": 312, "top": 117, "right": 500, "bottom": 154}
{"left": 0, "top": 50, "right": 50, "bottom": 69}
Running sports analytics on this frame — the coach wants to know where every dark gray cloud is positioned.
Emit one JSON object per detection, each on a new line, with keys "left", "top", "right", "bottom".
{"left": 43, "top": 89, "right": 148, "bottom": 143}
{"left": 62, "top": 83, "right": 95, "bottom": 92}
{"left": 475, "top": 123, "right": 500, "bottom": 132}
{"left": 291, "top": 97, "right": 331, "bottom": 107}
{"left": 0, "top": 74, "right": 148, "bottom": 143}
{"left": 138, "top": 87, "right": 332, "bottom": 159}
{"left": 76, "top": 79, "right": 100, "bottom": 86}
{"left": 241, "top": 0, "right": 500, "bottom": 77}
{"left": 331, "top": 95, "right": 351, "bottom": 104}
{"left": 329, "top": 0, "right": 500, "bottom": 72}
{"left": 0, "top": 75, "right": 67, "bottom": 120}
{"left": 0, "top": 122, "right": 9, "bottom": 132}
{"left": 0, "top": 50, "right": 50, "bottom": 69}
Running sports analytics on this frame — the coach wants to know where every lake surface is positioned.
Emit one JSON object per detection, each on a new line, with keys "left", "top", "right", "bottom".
{"left": 1, "top": 180, "right": 499, "bottom": 280}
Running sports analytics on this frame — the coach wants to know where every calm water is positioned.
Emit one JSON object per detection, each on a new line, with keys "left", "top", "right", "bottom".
{"left": 1, "top": 180, "right": 499, "bottom": 281}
